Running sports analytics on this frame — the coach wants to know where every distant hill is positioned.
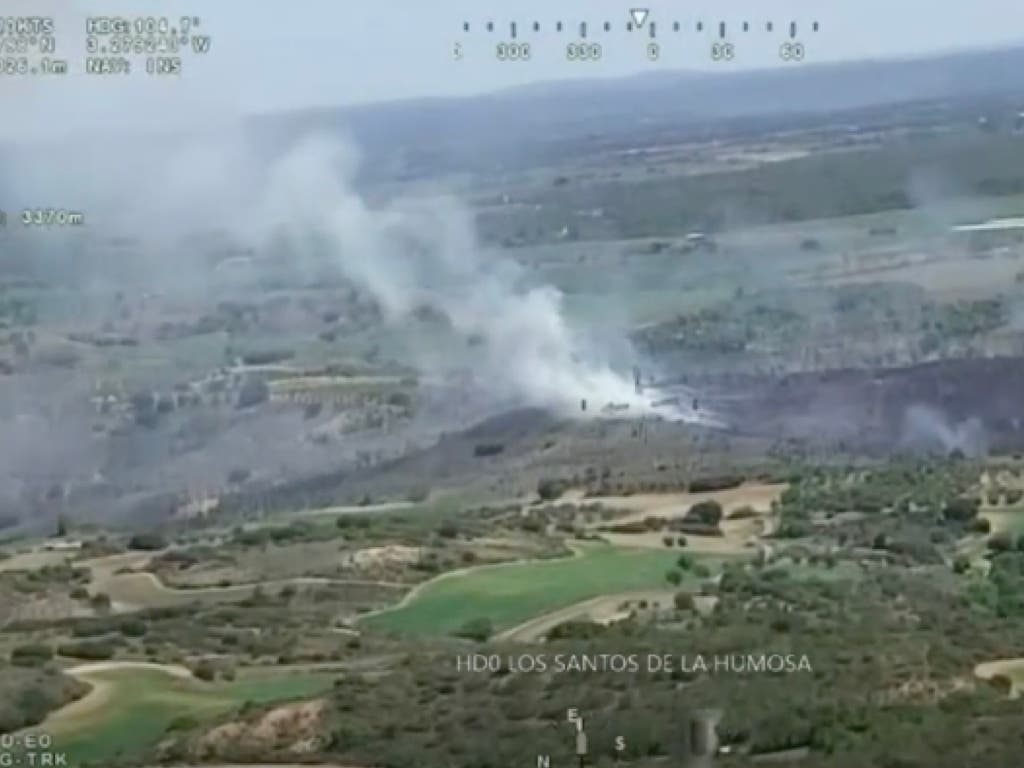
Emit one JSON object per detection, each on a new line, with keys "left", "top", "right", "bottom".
{"left": 4, "top": 44, "right": 1024, "bottom": 180}
{"left": 242, "top": 44, "right": 1024, "bottom": 176}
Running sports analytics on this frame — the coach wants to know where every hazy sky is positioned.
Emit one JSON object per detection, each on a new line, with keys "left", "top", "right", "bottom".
{"left": 4, "top": 0, "right": 1024, "bottom": 140}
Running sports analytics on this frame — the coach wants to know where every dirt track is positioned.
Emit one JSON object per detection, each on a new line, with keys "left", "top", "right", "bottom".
{"left": 96, "top": 571, "right": 406, "bottom": 610}
{"left": 974, "top": 658, "right": 1024, "bottom": 698}
{"left": 43, "top": 662, "right": 193, "bottom": 727}
{"left": 496, "top": 589, "right": 675, "bottom": 642}
{"left": 78, "top": 551, "right": 407, "bottom": 612}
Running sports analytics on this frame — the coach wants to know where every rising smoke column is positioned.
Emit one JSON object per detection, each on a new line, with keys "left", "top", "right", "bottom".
{"left": 8, "top": 128, "right": 702, "bottom": 422}
{"left": 901, "top": 404, "right": 988, "bottom": 457}
{"left": 247, "top": 135, "right": 668, "bottom": 417}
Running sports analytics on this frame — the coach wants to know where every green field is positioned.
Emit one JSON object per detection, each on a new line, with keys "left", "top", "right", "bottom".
{"left": 360, "top": 543, "right": 733, "bottom": 637}
{"left": 44, "top": 665, "right": 338, "bottom": 764}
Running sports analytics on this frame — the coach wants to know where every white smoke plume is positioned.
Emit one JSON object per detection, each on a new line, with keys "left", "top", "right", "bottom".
{"left": 240, "top": 135, "right": 695, "bottom": 420}
{"left": 3, "top": 129, "right": 711, "bottom": 423}
{"left": 901, "top": 404, "right": 988, "bottom": 457}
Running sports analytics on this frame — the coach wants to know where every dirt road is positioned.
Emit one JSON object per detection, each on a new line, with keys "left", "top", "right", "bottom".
{"left": 43, "top": 661, "right": 193, "bottom": 727}
{"left": 496, "top": 589, "right": 676, "bottom": 642}
{"left": 79, "top": 550, "right": 406, "bottom": 612}
{"left": 975, "top": 658, "right": 1024, "bottom": 698}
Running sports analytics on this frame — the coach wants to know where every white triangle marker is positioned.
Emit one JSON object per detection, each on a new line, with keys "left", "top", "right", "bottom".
{"left": 630, "top": 8, "right": 649, "bottom": 27}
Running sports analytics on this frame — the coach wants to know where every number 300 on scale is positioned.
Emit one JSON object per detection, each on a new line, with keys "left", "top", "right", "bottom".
{"left": 496, "top": 42, "right": 531, "bottom": 60}
{"left": 567, "top": 42, "right": 602, "bottom": 61}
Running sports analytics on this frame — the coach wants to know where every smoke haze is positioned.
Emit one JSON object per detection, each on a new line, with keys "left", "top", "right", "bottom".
{"left": 901, "top": 403, "right": 988, "bottom": 457}
{"left": 3, "top": 131, "right": 692, "bottom": 420}
{"left": 245, "top": 134, "right": 668, "bottom": 417}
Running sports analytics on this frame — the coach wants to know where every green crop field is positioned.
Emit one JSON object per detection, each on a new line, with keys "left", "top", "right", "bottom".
{"left": 43, "top": 665, "right": 338, "bottom": 765}
{"left": 360, "top": 543, "right": 734, "bottom": 637}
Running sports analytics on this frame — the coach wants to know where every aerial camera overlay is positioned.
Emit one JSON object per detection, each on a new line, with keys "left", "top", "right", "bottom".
{"left": 4, "top": 0, "right": 1024, "bottom": 766}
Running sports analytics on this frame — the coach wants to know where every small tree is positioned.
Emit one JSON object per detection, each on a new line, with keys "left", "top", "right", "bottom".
{"left": 437, "top": 521, "right": 459, "bottom": 539}
{"left": 454, "top": 618, "right": 493, "bottom": 642}
{"left": 236, "top": 376, "right": 270, "bottom": 409}
{"left": 727, "top": 505, "right": 758, "bottom": 520}
{"left": 943, "top": 497, "right": 979, "bottom": 523}
{"left": 57, "top": 640, "right": 114, "bottom": 660}
{"left": 11, "top": 643, "right": 54, "bottom": 667}
{"left": 537, "top": 478, "right": 567, "bottom": 501}
{"left": 686, "top": 500, "right": 723, "bottom": 526}
{"left": 90, "top": 592, "right": 111, "bottom": 613}
{"left": 988, "top": 532, "right": 1015, "bottom": 552}
{"left": 665, "top": 569, "right": 683, "bottom": 586}
{"left": 192, "top": 659, "right": 217, "bottom": 682}
{"left": 127, "top": 532, "right": 167, "bottom": 551}
{"left": 968, "top": 517, "right": 992, "bottom": 534}
{"left": 673, "top": 591, "right": 695, "bottom": 611}
{"left": 119, "top": 619, "right": 147, "bottom": 637}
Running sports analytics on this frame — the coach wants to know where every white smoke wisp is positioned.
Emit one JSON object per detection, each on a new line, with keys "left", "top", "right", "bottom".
{"left": 246, "top": 135, "right": 707, "bottom": 422}
{"left": 1009, "top": 300, "right": 1024, "bottom": 332}
{"left": 902, "top": 404, "right": 988, "bottom": 457}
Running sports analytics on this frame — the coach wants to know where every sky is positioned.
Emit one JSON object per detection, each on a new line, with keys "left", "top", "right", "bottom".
{"left": 3, "top": 0, "right": 1024, "bottom": 141}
